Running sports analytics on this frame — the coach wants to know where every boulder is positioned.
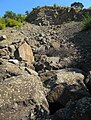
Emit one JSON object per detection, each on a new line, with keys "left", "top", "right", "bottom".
{"left": 0, "top": 74, "right": 49, "bottom": 120}
{"left": 18, "top": 42, "right": 34, "bottom": 65}
{"left": 52, "top": 97, "right": 91, "bottom": 120}
{"left": 41, "top": 68, "right": 88, "bottom": 106}
{"left": 0, "top": 61, "right": 21, "bottom": 81}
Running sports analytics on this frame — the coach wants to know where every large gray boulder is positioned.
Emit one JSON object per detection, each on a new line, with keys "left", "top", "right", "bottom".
{"left": 40, "top": 68, "right": 90, "bottom": 106}
{"left": 0, "top": 74, "right": 49, "bottom": 120}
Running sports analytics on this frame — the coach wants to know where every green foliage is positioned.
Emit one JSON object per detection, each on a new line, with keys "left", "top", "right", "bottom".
{"left": 3, "top": 11, "right": 26, "bottom": 23}
{"left": 71, "top": 2, "right": 84, "bottom": 9}
{"left": 0, "top": 18, "right": 6, "bottom": 30}
{"left": 16, "top": 14, "right": 26, "bottom": 22}
{"left": 0, "top": 23, "right": 6, "bottom": 30}
{"left": 0, "top": 11, "right": 27, "bottom": 29}
{"left": 82, "top": 13, "right": 91, "bottom": 30}
{"left": 25, "top": 11, "right": 30, "bottom": 16}
{"left": 3, "top": 11, "right": 16, "bottom": 19}
{"left": 5, "top": 18, "right": 21, "bottom": 27}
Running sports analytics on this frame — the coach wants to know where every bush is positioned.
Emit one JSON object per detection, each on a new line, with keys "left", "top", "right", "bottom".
{"left": 16, "top": 14, "right": 26, "bottom": 23}
{"left": 5, "top": 18, "right": 22, "bottom": 28}
{"left": 0, "top": 23, "right": 6, "bottom": 30}
{"left": 3, "top": 11, "right": 26, "bottom": 23}
{"left": 82, "top": 13, "right": 91, "bottom": 30}
{"left": 0, "top": 18, "right": 6, "bottom": 30}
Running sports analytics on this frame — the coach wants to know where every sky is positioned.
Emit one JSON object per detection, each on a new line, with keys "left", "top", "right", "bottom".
{"left": 0, "top": 0, "right": 91, "bottom": 17}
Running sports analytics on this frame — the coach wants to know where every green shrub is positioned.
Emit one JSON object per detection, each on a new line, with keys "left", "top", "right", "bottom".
{"left": 3, "top": 11, "right": 26, "bottom": 23}
{"left": 5, "top": 18, "right": 22, "bottom": 28}
{"left": 0, "top": 18, "right": 6, "bottom": 30}
{"left": 0, "top": 23, "right": 6, "bottom": 30}
{"left": 16, "top": 14, "right": 26, "bottom": 22}
{"left": 82, "top": 13, "right": 91, "bottom": 30}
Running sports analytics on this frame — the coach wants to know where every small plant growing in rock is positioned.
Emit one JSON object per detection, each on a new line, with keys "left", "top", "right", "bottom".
{"left": 82, "top": 13, "right": 91, "bottom": 30}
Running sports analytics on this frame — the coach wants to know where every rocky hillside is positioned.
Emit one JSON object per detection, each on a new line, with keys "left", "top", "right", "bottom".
{"left": 0, "top": 6, "right": 91, "bottom": 120}
{"left": 26, "top": 6, "right": 91, "bottom": 25}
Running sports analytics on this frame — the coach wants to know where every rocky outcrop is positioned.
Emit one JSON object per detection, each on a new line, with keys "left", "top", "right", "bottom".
{"left": 26, "top": 6, "right": 91, "bottom": 26}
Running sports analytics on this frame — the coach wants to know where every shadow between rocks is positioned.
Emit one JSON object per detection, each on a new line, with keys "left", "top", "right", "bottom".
{"left": 68, "top": 29, "right": 91, "bottom": 72}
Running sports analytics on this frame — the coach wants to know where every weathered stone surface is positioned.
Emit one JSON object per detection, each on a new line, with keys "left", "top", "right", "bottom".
{"left": 0, "top": 48, "right": 10, "bottom": 59}
{"left": 42, "top": 68, "right": 87, "bottom": 106}
{"left": 18, "top": 42, "right": 34, "bottom": 65}
{"left": 0, "top": 61, "right": 21, "bottom": 81}
{"left": 0, "top": 74, "right": 49, "bottom": 120}
{"left": 52, "top": 97, "right": 91, "bottom": 120}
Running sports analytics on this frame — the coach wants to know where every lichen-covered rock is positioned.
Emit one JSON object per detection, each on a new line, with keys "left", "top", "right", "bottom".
{"left": 0, "top": 74, "right": 49, "bottom": 120}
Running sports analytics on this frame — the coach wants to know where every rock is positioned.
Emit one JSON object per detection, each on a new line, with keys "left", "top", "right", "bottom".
{"left": 42, "top": 68, "right": 87, "bottom": 106}
{"left": 84, "top": 73, "right": 91, "bottom": 94}
{"left": 34, "top": 61, "right": 44, "bottom": 72}
{"left": 50, "top": 41, "right": 60, "bottom": 49}
{"left": 0, "top": 61, "right": 21, "bottom": 81}
{"left": 25, "top": 67, "right": 38, "bottom": 76}
{"left": 52, "top": 97, "right": 91, "bottom": 120}
{"left": 0, "top": 48, "right": 10, "bottom": 59}
{"left": 0, "top": 74, "right": 49, "bottom": 120}
{"left": 8, "top": 59, "right": 19, "bottom": 65}
{"left": 8, "top": 45, "right": 16, "bottom": 58}
{"left": 18, "top": 42, "right": 34, "bottom": 65}
{"left": 0, "top": 35, "right": 7, "bottom": 41}
{"left": 45, "top": 57, "right": 60, "bottom": 64}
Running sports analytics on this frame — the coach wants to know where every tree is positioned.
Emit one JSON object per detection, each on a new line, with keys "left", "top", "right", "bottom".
{"left": 71, "top": 2, "right": 84, "bottom": 9}
{"left": 3, "top": 11, "right": 16, "bottom": 19}
{"left": 25, "top": 11, "right": 30, "bottom": 16}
